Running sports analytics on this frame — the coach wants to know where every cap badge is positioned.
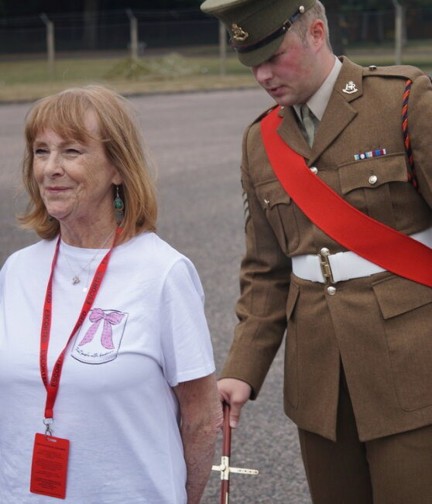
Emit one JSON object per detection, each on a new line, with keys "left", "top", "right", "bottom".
{"left": 231, "top": 23, "right": 249, "bottom": 42}
{"left": 342, "top": 81, "right": 358, "bottom": 94}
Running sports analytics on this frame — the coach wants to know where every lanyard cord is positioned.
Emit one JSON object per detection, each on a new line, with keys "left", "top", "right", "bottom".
{"left": 40, "top": 228, "right": 121, "bottom": 424}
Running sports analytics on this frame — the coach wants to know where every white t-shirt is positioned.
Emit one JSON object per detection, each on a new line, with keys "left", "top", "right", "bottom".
{"left": 0, "top": 232, "right": 215, "bottom": 503}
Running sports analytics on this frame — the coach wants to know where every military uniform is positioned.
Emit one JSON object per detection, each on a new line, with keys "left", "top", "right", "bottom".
{"left": 221, "top": 56, "right": 432, "bottom": 443}
{"left": 201, "top": 0, "right": 432, "bottom": 500}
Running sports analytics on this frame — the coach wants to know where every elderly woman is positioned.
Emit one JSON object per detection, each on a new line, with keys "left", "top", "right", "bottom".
{"left": 0, "top": 85, "right": 222, "bottom": 503}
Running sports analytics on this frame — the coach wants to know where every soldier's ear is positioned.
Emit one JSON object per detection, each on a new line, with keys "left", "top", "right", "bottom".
{"left": 309, "top": 19, "right": 326, "bottom": 49}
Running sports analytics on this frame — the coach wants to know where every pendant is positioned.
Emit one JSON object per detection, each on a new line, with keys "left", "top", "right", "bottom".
{"left": 72, "top": 276, "right": 80, "bottom": 285}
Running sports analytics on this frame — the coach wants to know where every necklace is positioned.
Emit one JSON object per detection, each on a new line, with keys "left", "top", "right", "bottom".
{"left": 62, "top": 230, "right": 115, "bottom": 290}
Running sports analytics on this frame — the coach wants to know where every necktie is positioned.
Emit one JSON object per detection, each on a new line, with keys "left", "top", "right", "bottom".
{"left": 300, "top": 104, "right": 317, "bottom": 147}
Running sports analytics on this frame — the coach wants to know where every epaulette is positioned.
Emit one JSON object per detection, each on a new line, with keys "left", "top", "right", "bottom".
{"left": 363, "top": 64, "right": 425, "bottom": 80}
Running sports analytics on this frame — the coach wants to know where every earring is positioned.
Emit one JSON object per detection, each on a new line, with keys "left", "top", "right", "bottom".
{"left": 114, "top": 185, "right": 125, "bottom": 225}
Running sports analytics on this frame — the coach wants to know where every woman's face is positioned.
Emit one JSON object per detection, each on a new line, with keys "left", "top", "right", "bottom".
{"left": 32, "top": 113, "right": 122, "bottom": 232}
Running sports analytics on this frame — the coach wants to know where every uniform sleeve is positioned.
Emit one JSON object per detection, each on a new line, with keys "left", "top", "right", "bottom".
{"left": 220, "top": 123, "right": 292, "bottom": 399}
{"left": 160, "top": 257, "right": 215, "bottom": 387}
{"left": 407, "top": 72, "right": 432, "bottom": 206}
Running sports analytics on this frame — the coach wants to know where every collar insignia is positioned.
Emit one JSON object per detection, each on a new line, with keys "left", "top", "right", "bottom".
{"left": 342, "top": 81, "right": 358, "bottom": 94}
{"left": 231, "top": 23, "right": 249, "bottom": 42}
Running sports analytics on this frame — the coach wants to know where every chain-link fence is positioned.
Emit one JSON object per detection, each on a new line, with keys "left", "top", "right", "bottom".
{"left": 341, "top": 7, "right": 431, "bottom": 42}
{"left": 0, "top": 9, "right": 217, "bottom": 58}
{"left": 0, "top": 7, "right": 431, "bottom": 60}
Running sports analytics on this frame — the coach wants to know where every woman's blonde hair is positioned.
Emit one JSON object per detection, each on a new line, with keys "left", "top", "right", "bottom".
{"left": 20, "top": 85, "right": 157, "bottom": 241}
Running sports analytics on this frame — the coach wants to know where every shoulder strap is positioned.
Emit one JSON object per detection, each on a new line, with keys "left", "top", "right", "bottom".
{"left": 260, "top": 107, "right": 432, "bottom": 287}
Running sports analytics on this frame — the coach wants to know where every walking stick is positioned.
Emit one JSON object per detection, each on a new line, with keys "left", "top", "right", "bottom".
{"left": 212, "top": 402, "right": 259, "bottom": 504}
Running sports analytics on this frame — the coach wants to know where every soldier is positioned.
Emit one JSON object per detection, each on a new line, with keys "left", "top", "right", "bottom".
{"left": 200, "top": 0, "right": 432, "bottom": 502}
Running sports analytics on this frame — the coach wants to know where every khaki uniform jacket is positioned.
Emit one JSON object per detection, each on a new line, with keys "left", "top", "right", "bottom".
{"left": 221, "top": 57, "right": 432, "bottom": 442}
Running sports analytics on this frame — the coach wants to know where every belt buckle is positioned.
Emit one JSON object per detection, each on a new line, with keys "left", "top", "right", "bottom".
{"left": 318, "top": 248, "right": 335, "bottom": 284}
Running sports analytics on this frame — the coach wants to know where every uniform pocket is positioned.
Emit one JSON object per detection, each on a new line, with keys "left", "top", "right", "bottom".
{"left": 338, "top": 153, "right": 409, "bottom": 225}
{"left": 373, "top": 275, "right": 432, "bottom": 411}
{"left": 255, "top": 179, "right": 299, "bottom": 252}
{"left": 339, "top": 153, "right": 408, "bottom": 195}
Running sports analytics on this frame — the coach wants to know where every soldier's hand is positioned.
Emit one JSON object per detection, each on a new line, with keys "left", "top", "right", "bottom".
{"left": 217, "top": 378, "right": 252, "bottom": 428}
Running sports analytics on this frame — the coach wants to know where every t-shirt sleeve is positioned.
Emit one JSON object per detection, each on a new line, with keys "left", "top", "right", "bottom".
{"left": 0, "top": 256, "right": 12, "bottom": 304}
{"left": 160, "top": 257, "right": 215, "bottom": 387}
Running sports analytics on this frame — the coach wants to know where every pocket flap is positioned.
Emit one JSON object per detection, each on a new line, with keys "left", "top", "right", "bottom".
{"left": 373, "top": 275, "right": 432, "bottom": 319}
{"left": 255, "top": 179, "right": 291, "bottom": 209}
{"left": 339, "top": 154, "right": 408, "bottom": 195}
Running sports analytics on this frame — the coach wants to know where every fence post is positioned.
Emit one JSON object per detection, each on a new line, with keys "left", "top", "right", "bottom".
{"left": 219, "top": 21, "right": 226, "bottom": 76}
{"left": 40, "top": 13, "right": 55, "bottom": 76}
{"left": 126, "top": 9, "right": 139, "bottom": 60}
{"left": 392, "top": 0, "right": 403, "bottom": 64}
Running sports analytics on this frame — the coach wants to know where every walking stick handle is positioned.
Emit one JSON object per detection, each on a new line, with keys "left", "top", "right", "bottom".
{"left": 220, "top": 402, "right": 231, "bottom": 504}
{"left": 212, "top": 401, "right": 259, "bottom": 503}
{"left": 222, "top": 401, "right": 231, "bottom": 458}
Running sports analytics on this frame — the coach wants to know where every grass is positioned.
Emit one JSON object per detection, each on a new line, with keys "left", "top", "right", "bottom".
{"left": 0, "top": 52, "right": 259, "bottom": 102}
{"left": 0, "top": 40, "right": 430, "bottom": 102}
{"left": 346, "top": 40, "right": 432, "bottom": 69}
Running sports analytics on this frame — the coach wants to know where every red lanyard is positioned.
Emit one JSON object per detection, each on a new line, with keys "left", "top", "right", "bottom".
{"left": 40, "top": 229, "right": 120, "bottom": 426}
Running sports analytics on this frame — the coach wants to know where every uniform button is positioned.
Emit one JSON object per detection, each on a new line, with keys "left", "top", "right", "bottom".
{"left": 368, "top": 175, "right": 378, "bottom": 185}
{"left": 327, "top": 286, "right": 337, "bottom": 295}
{"left": 310, "top": 166, "right": 318, "bottom": 174}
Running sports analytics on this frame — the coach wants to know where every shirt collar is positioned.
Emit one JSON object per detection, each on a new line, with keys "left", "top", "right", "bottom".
{"left": 294, "top": 56, "right": 342, "bottom": 121}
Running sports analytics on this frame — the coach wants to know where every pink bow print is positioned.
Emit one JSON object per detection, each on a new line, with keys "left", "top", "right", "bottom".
{"left": 78, "top": 309, "right": 125, "bottom": 349}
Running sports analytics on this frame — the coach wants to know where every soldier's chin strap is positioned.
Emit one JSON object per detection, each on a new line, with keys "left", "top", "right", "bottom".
{"left": 260, "top": 106, "right": 432, "bottom": 288}
{"left": 212, "top": 402, "right": 259, "bottom": 504}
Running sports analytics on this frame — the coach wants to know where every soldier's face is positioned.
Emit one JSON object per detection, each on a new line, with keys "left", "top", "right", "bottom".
{"left": 251, "top": 21, "right": 324, "bottom": 106}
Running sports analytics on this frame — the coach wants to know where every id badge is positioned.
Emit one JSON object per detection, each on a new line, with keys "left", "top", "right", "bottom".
{"left": 30, "top": 433, "right": 70, "bottom": 499}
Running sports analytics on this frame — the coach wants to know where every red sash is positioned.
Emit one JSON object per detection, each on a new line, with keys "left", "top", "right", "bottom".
{"left": 260, "top": 106, "right": 432, "bottom": 287}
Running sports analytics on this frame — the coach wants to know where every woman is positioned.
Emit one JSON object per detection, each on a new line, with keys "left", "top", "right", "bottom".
{"left": 0, "top": 85, "right": 222, "bottom": 503}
